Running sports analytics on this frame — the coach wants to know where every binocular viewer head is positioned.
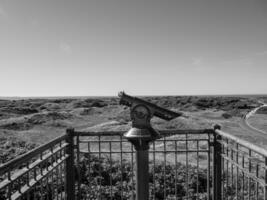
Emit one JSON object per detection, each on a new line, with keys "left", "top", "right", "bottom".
{"left": 118, "top": 91, "right": 182, "bottom": 149}
{"left": 118, "top": 91, "right": 182, "bottom": 122}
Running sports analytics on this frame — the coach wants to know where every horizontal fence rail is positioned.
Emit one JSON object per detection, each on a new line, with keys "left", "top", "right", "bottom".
{"left": 1, "top": 127, "right": 267, "bottom": 200}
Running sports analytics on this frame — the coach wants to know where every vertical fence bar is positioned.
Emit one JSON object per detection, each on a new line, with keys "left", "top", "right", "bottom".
{"left": 164, "top": 136, "right": 166, "bottom": 199}
{"left": 98, "top": 135, "right": 102, "bottom": 200}
{"left": 248, "top": 150, "right": 252, "bottom": 200}
{"left": 235, "top": 144, "right": 239, "bottom": 200}
{"left": 186, "top": 133, "right": 189, "bottom": 200}
{"left": 59, "top": 141, "right": 63, "bottom": 200}
{"left": 76, "top": 135, "right": 81, "bottom": 200}
{"left": 231, "top": 148, "right": 234, "bottom": 191}
{"left": 120, "top": 135, "right": 123, "bottom": 200}
{"left": 221, "top": 138, "right": 224, "bottom": 200}
{"left": 153, "top": 141, "right": 156, "bottom": 200}
{"left": 242, "top": 154, "right": 245, "bottom": 200}
{"left": 175, "top": 140, "right": 178, "bottom": 200}
{"left": 109, "top": 141, "right": 113, "bottom": 199}
{"left": 131, "top": 143, "right": 135, "bottom": 199}
{"left": 7, "top": 171, "right": 11, "bottom": 200}
{"left": 265, "top": 158, "right": 267, "bottom": 200}
{"left": 196, "top": 140, "right": 199, "bottom": 200}
{"left": 226, "top": 139, "right": 229, "bottom": 199}
{"left": 213, "top": 132, "right": 217, "bottom": 200}
{"left": 214, "top": 126, "right": 222, "bottom": 200}
{"left": 66, "top": 128, "right": 75, "bottom": 200}
{"left": 87, "top": 140, "right": 91, "bottom": 199}
{"left": 256, "top": 164, "right": 259, "bottom": 199}
{"left": 207, "top": 134, "right": 211, "bottom": 200}
{"left": 40, "top": 177, "right": 43, "bottom": 200}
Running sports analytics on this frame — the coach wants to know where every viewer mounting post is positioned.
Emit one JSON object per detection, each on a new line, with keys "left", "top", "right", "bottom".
{"left": 118, "top": 92, "right": 182, "bottom": 200}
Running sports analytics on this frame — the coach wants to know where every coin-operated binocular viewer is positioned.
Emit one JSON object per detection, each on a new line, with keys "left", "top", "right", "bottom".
{"left": 118, "top": 92, "right": 182, "bottom": 200}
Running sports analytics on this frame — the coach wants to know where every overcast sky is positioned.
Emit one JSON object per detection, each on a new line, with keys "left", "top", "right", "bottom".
{"left": 0, "top": 0, "right": 267, "bottom": 96}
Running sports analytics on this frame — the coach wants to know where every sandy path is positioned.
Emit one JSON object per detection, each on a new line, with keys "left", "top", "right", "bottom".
{"left": 242, "top": 102, "right": 267, "bottom": 135}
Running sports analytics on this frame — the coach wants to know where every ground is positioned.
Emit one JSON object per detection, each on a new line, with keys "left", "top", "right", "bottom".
{"left": 0, "top": 95, "right": 267, "bottom": 163}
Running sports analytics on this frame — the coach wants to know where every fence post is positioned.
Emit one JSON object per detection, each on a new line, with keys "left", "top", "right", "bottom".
{"left": 265, "top": 158, "right": 267, "bottom": 200}
{"left": 66, "top": 128, "right": 75, "bottom": 200}
{"left": 213, "top": 125, "right": 222, "bottom": 200}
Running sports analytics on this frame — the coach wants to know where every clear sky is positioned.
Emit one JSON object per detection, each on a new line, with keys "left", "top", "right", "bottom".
{"left": 0, "top": 0, "right": 267, "bottom": 96}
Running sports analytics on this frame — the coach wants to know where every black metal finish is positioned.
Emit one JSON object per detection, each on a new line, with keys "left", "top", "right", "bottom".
{"left": 215, "top": 128, "right": 267, "bottom": 200}
{"left": 136, "top": 150, "right": 149, "bottom": 200}
{"left": 66, "top": 128, "right": 75, "bottom": 200}
{"left": 119, "top": 92, "right": 182, "bottom": 200}
{"left": 213, "top": 125, "right": 222, "bottom": 200}
{"left": 1, "top": 128, "right": 267, "bottom": 199}
{"left": 0, "top": 135, "right": 68, "bottom": 200}
{"left": 118, "top": 91, "right": 182, "bottom": 121}
{"left": 76, "top": 130, "right": 213, "bottom": 199}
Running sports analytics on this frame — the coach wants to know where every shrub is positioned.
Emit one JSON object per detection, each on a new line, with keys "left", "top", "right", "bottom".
{"left": 78, "top": 155, "right": 209, "bottom": 199}
{"left": 222, "top": 112, "right": 232, "bottom": 119}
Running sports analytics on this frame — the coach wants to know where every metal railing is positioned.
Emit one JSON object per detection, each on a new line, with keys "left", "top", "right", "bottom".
{"left": 215, "top": 128, "right": 267, "bottom": 200}
{"left": 73, "top": 129, "right": 214, "bottom": 200}
{"left": 0, "top": 134, "right": 69, "bottom": 200}
{"left": 1, "top": 127, "right": 267, "bottom": 199}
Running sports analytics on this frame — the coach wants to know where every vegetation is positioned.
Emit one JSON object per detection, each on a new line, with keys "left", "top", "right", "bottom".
{"left": 0, "top": 136, "right": 36, "bottom": 165}
{"left": 78, "top": 155, "right": 209, "bottom": 200}
{"left": 257, "top": 107, "right": 267, "bottom": 114}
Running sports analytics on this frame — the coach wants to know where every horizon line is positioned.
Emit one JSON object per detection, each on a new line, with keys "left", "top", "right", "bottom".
{"left": 0, "top": 93, "right": 267, "bottom": 99}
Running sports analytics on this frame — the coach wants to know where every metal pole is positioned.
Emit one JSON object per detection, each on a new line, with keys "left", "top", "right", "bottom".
{"left": 214, "top": 125, "right": 222, "bottom": 200}
{"left": 136, "top": 149, "right": 149, "bottom": 200}
{"left": 66, "top": 128, "right": 75, "bottom": 200}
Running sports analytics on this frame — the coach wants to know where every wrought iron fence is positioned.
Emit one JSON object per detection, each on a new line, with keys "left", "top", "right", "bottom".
{"left": 0, "top": 134, "right": 69, "bottom": 200}
{"left": 1, "top": 128, "right": 267, "bottom": 200}
{"left": 215, "top": 128, "right": 267, "bottom": 200}
{"left": 74, "top": 129, "right": 214, "bottom": 200}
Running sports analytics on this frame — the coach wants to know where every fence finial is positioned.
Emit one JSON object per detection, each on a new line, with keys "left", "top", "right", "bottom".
{"left": 66, "top": 127, "right": 75, "bottom": 135}
{"left": 213, "top": 124, "right": 221, "bottom": 130}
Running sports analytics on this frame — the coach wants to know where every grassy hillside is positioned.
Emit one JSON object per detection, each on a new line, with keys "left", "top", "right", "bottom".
{"left": 0, "top": 95, "right": 266, "bottom": 164}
